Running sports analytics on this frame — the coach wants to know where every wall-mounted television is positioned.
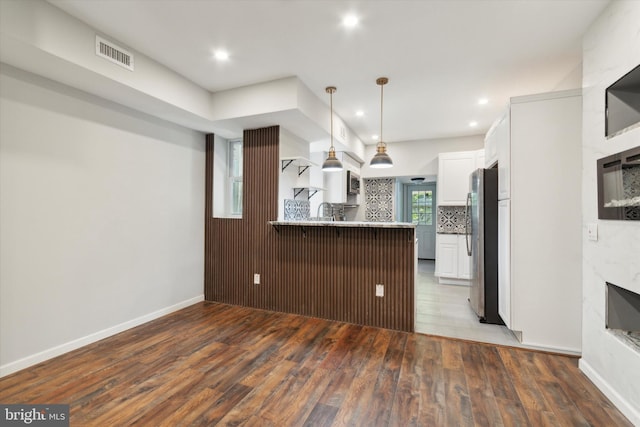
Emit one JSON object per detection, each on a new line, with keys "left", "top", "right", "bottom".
{"left": 606, "top": 64, "right": 640, "bottom": 138}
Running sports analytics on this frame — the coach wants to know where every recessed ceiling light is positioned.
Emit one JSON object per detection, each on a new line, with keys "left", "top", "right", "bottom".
{"left": 213, "top": 50, "right": 229, "bottom": 61}
{"left": 343, "top": 14, "right": 359, "bottom": 28}
{"left": 469, "top": 121, "right": 478, "bottom": 127}
{"left": 356, "top": 110, "right": 364, "bottom": 117}
{"left": 478, "top": 98, "right": 489, "bottom": 105}
{"left": 372, "top": 134, "right": 379, "bottom": 140}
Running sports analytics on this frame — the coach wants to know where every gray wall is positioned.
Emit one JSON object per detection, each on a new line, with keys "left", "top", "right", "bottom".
{"left": 0, "top": 66, "right": 205, "bottom": 375}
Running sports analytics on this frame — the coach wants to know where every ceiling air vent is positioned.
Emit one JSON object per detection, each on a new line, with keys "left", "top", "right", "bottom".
{"left": 95, "top": 35, "right": 134, "bottom": 71}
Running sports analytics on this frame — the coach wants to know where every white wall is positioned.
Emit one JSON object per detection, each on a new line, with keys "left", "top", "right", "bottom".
{"left": 0, "top": 0, "right": 214, "bottom": 130}
{"left": 278, "top": 129, "right": 312, "bottom": 220}
{"left": 360, "top": 135, "right": 484, "bottom": 179}
{"left": 0, "top": 65, "right": 205, "bottom": 376}
{"left": 579, "top": 1, "right": 640, "bottom": 424}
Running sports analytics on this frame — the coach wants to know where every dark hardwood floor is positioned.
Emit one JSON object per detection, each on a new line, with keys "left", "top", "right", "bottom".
{"left": 0, "top": 302, "right": 632, "bottom": 426}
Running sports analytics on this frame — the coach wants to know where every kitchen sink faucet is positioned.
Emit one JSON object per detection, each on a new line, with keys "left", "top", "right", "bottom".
{"left": 317, "top": 202, "right": 334, "bottom": 221}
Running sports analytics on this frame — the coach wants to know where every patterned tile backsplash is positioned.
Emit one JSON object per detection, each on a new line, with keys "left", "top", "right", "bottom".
{"left": 437, "top": 206, "right": 468, "bottom": 234}
{"left": 364, "top": 178, "right": 395, "bottom": 222}
{"left": 284, "top": 199, "right": 310, "bottom": 221}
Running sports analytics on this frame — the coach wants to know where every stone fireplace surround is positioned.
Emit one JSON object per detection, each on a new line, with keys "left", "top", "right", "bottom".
{"left": 579, "top": 1, "right": 640, "bottom": 425}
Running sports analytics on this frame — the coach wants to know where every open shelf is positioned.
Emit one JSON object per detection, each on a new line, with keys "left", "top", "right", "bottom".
{"left": 281, "top": 157, "right": 318, "bottom": 175}
{"left": 293, "top": 187, "right": 324, "bottom": 200}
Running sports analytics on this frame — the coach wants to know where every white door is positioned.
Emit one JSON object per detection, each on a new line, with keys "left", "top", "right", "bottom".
{"left": 406, "top": 183, "right": 436, "bottom": 259}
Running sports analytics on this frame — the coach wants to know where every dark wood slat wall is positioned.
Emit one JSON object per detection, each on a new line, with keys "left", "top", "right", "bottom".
{"left": 205, "top": 127, "right": 414, "bottom": 332}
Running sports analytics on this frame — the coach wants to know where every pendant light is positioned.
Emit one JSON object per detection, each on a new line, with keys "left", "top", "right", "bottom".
{"left": 322, "top": 86, "right": 343, "bottom": 172}
{"left": 370, "top": 77, "right": 393, "bottom": 168}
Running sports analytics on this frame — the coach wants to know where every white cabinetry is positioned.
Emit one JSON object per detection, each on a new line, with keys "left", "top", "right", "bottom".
{"left": 437, "top": 151, "right": 478, "bottom": 206}
{"left": 434, "top": 149, "right": 482, "bottom": 284}
{"left": 498, "top": 199, "right": 511, "bottom": 328}
{"left": 494, "top": 89, "right": 582, "bottom": 353}
{"left": 495, "top": 112, "right": 510, "bottom": 200}
{"left": 484, "top": 121, "right": 499, "bottom": 167}
{"left": 435, "top": 234, "right": 458, "bottom": 277}
{"left": 435, "top": 234, "right": 471, "bottom": 284}
{"left": 324, "top": 152, "right": 361, "bottom": 205}
{"left": 475, "top": 151, "right": 485, "bottom": 171}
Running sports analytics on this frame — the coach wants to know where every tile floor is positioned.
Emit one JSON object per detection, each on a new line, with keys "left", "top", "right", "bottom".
{"left": 415, "top": 259, "right": 524, "bottom": 348}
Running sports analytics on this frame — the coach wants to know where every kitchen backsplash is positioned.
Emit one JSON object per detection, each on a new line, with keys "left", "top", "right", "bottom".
{"left": 284, "top": 199, "right": 310, "bottom": 221}
{"left": 437, "top": 206, "right": 468, "bottom": 234}
{"left": 364, "top": 178, "right": 395, "bottom": 222}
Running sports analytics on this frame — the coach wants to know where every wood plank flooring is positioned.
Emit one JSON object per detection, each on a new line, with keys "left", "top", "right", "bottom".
{"left": 0, "top": 302, "right": 632, "bottom": 426}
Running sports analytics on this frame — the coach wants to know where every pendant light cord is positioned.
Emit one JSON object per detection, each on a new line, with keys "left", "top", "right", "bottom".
{"left": 330, "top": 89, "right": 334, "bottom": 150}
{"left": 379, "top": 83, "right": 383, "bottom": 147}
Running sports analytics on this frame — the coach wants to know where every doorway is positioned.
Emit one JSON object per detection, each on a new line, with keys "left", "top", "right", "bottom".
{"left": 404, "top": 183, "right": 436, "bottom": 259}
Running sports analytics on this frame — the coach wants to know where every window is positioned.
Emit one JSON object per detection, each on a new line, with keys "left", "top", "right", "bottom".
{"left": 411, "top": 190, "right": 433, "bottom": 225}
{"left": 212, "top": 136, "right": 242, "bottom": 218}
{"left": 228, "top": 139, "right": 243, "bottom": 216}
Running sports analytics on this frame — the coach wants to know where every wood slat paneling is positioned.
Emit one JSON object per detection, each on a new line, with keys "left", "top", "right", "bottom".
{"left": 204, "top": 127, "right": 414, "bottom": 331}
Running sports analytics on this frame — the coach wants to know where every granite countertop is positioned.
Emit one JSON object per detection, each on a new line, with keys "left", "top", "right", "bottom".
{"left": 269, "top": 220, "right": 416, "bottom": 229}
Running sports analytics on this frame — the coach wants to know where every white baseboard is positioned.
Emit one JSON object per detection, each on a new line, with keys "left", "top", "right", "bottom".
{"left": 0, "top": 295, "right": 204, "bottom": 378}
{"left": 437, "top": 277, "right": 471, "bottom": 286}
{"left": 579, "top": 359, "right": 640, "bottom": 426}
{"left": 517, "top": 338, "right": 581, "bottom": 356}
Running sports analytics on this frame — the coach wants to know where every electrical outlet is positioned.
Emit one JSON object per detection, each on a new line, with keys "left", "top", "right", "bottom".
{"left": 375, "top": 284, "right": 384, "bottom": 297}
{"left": 254, "top": 274, "right": 260, "bottom": 285}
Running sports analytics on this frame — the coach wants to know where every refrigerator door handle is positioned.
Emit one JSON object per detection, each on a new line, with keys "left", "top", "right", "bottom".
{"left": 465, "top": 192, "right": 472, "bottom": 256}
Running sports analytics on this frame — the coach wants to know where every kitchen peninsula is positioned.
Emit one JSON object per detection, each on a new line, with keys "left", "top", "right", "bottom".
{"left": 267, "top": 220, "right": 416, "bottom": 332}
{"left": 205, "top": 127, "right": 416, "bottom": 332}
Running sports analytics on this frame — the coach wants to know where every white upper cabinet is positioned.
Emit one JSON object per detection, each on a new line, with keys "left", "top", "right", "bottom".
{"left": 437, "top": 150, "right": 484, "bottom": 206}
{"left": 494, "top": 111, "right": 511, "bottom": 200}
{"left": 324, "top": 152, "right": 361, "bottom": 205}
{"left": 491, "top": 89, "right": 582, "bottom": 352}
{"left": 484, "top": 118, "right": 500, "bottom": 167}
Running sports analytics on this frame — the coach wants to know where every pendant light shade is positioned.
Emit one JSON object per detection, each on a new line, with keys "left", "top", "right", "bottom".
{"left": 322, "top": 86, "right": 343, "bottom": 172}
{"left": 322, "top": 148, "right": 343, "bottom": 171}
{"left": 370, "top": 77, "right": 393, "bottom": 169}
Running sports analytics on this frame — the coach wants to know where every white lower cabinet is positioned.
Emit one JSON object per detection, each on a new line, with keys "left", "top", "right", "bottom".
{"left": 436, "top": 234, "right": 458, "bottom": 277}
{"left": 498, "top": 199, "right": 511, "bottom": 328}
{"left": 435, "top": 233, "right": 471, "bottom": 284}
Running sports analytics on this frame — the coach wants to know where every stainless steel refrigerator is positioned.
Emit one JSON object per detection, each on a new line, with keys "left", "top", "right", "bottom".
{"left": 466, "top": 168, "right": 503, "bottom": 324}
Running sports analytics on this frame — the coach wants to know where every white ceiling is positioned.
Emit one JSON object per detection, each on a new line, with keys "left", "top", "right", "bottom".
{"left": 48, "top": 0, "right": 610, "bottom": 145}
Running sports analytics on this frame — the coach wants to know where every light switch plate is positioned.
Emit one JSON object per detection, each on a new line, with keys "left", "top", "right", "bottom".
{"left": 253, "top": 273, "right": 260, "bottom": 285}
{"left": 375, "top": 284, "right": 384, "bottom": 297}
{"left": 587, "top": 223, "right": 598, "bottom": 241}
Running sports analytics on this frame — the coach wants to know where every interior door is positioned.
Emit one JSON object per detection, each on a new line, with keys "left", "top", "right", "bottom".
{"left": 405, "top": 183, "right": 436, "bottom": 259}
